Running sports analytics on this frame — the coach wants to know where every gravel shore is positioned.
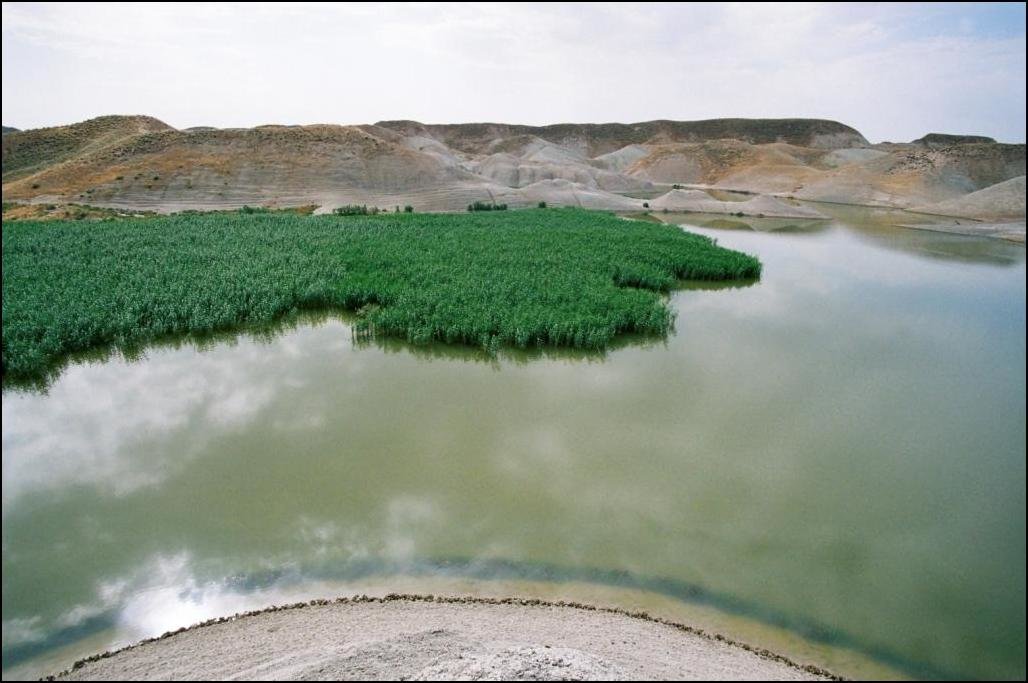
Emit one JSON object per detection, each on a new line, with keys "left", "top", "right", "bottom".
{"left": 53, "top": 595, "right": 838, "bottom": 681}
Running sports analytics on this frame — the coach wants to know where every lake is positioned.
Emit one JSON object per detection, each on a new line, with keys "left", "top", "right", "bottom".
{"left": 2, "top": 205, "right": 1025, "bottom": 679}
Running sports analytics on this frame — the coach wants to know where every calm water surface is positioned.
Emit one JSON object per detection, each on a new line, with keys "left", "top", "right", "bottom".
{"left": 2, "top": 206, "right": 1025, "bottom": 679}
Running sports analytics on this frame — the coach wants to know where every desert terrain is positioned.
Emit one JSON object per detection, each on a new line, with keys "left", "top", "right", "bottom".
{"left": 3, "top": 115, "right": 1023, "bottom": 238}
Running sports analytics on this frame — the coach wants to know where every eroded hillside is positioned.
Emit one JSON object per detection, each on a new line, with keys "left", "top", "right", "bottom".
{"left": 2, "top": 115, "right": 1023, "bottom": 223}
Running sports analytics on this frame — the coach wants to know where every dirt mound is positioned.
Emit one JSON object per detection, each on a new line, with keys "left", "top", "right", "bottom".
{"left": 650, "top": 188, "right": 828, "bottom": 219}
{"left": 514, "top": 179, "right": 643, "bottom": 209}
{"left": 594, "top": 144, "right": 650, "bottom": 172}
{"left": 911, "top": 175, "right": 1025, "bottom": 220}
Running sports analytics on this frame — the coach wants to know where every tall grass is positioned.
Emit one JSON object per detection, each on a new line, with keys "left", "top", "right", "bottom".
{"left": 333, "top": 204, "right": 379, "bottom": 216}
{"left": 468, "top": 201, "right": 507, "bottom": 212}
{"left": 2, "top": 208, "right": 760, "bottom": 380}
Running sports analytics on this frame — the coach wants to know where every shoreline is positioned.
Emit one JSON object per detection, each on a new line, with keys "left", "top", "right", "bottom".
{"left": 7, "top": 194, "right": 1024, "bottom": 243}
{"left": 47, "top": 594, "right": 842, "bottom": 681}
{"left": 897, "top": 219, "right": 1026, "bottom": 243}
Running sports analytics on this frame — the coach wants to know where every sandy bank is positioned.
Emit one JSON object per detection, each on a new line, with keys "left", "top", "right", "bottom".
{"left": 51, "top": 595, "right": 837, "bottom": 681}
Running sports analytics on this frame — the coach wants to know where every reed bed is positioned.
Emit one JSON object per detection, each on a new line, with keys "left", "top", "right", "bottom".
{"left": 2, "top": 208, "right": 760, "bottom": 379}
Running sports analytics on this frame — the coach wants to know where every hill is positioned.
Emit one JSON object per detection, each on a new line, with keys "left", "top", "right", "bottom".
{"left": 2, "top": 115, "right": 1022, "bottom": 220}
{"left": 912, "top": 133, "right": 997, "bottom": 146}
{"left": 1, "top": 115, "right": 171, "bottom": 180}
{"left": 374, "top": 118, "right": 869, "bottom": 157}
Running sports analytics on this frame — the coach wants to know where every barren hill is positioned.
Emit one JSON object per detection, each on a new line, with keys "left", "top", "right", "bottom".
{"left": 913, "top": 133, "right": 997, "bottom": 146}
{"left": 374, "top": 118, "right": 868, "bottom": 157}
{"left": 2, "top": 115, "right": 1023, "bottom": 221}
{"left": 1, "top": 115, "right": 172, "bottom": 180}
{"left": 3, "top": 120, "right": 473, "bottom": 210}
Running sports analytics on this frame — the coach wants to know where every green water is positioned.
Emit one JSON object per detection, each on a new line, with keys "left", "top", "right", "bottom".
{"left": 2, "top": 206, "right": 1025, "bottom": 679}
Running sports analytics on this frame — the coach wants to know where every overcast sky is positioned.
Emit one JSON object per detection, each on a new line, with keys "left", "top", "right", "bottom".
{"left": 2, "top": 2, "right": 1025, "bottom": 142}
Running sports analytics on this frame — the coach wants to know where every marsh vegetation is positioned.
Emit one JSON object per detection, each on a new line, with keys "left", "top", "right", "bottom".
{"left": 1, "top": 208, "right": 760, "bottom": 380}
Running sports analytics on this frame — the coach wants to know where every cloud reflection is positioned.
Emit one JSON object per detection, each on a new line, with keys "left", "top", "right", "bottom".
{"left": 0, "top": 328, "right": 322, "bottom": 511}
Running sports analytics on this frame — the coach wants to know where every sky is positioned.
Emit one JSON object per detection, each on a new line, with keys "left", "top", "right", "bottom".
{"left": 2, "top": 2, "right": 1025, "bottom": 143}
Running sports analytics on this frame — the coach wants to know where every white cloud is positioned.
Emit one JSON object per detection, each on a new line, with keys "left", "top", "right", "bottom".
{"left": 1, "top": 2, "right": 1024, "bottom": 141}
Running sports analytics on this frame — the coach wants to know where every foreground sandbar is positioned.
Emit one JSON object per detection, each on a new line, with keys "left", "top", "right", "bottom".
{"left": 54, "top": 596, "right": 837, "bottom": 681}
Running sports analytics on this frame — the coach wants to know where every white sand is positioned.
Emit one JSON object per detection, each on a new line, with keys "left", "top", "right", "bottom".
{"left": 53, "top": 596, "right": 837, "bottom": 681}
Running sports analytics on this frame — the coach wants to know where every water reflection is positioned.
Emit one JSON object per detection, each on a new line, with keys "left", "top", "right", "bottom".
{"left": 656, "top": 212, "right": 830, "bottom": 234}
{"left": 800, "top": 202, "right": 1025, "bottom": 265}
{"left": 674, "top": 278, "right": 760, "bottom": 292}
{"left": 845, "top": 221, "right": 1025, "bottom": 265}
{"left": 1, "top": 310, "right": 365, "bottom": 394}
{"left": 2, "top": 554, "right": 945, "bottom": 680}
{"left": 365, "top": 331, "right": 666, "bottom": 366}
{"left": 660, "top": 202, "right": 1026, "bottom": 266}
{"left": 3, "top": 282, "right": 756, "bottom": 393}
{"left": 2, "top": 211, "right": 1025, "bottom": 681}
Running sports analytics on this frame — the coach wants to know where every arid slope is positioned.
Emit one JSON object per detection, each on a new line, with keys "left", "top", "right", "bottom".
{"left": 2, "top": 115, "right": 1023, "bottom": 221}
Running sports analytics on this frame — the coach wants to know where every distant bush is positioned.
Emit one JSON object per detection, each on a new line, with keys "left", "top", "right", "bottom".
{"left": 672, "top": 184, "right": 682, "bottom": 189}
{"left": 238, "top": 205, "right": 271, "bottom": 214}
{"left": 468, "top": 201, "right": 508, "bottom": 212}
{"left": 642, "top": 202, "right": 649, "bottom": 208}
{"left": 404, "top": 205, "right": 414, "bottom": 213}
{"left": 537, "top": 201, "right": 547, "bottom": 209}
{"left": 334, "top": 204, "right": 378, "bottom": 216}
